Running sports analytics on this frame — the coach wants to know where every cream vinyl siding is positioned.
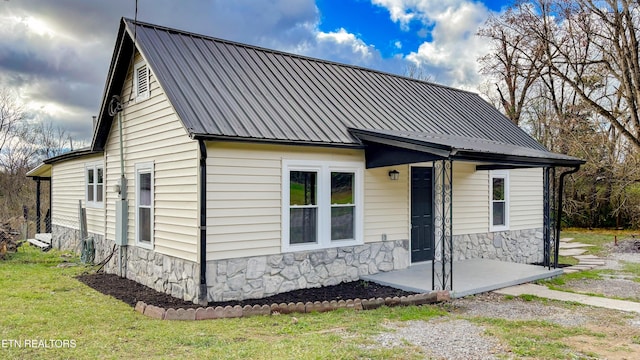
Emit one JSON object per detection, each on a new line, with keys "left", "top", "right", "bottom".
{"left": 509, "top": 167, "right": 543, "bottom": 230}
{"left": 207, "top": 142, "right": 403, "bottom": 260}
{"left": 104, "top": 52, "right": 199, "bottom": 262}
{"left": 451, "top": 162, "right": 489, "bottom": 235}
{"left": 51, "top": 154, "right": 105, "bottom": 235}
{"left": 364, "top": 165, "right": 409, "bottom": 243}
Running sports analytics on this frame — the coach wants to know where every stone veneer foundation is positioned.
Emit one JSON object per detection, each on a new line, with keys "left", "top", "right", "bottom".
{"left": 453, "top": 228, "right": 544, "bottom": 264}
{"left": 206, "top": 240, "right": 410, "bottom": 302}
{"left": 52, "top": 224, "right": 201, "bottom": 303}
{"left": 52, "top": 223, "right": 544, "bottom": 304}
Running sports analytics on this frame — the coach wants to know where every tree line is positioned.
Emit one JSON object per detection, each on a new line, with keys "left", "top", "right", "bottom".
{"left": 478, "top": 0, "right": 640, "bottom": 228}
{"left": 0, "top": 90, "right": 81, "bottom": 227}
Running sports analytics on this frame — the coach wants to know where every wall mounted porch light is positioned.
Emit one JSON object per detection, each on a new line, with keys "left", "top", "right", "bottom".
{"left": 388, "top": 169, "right": 400, "bottom": 181}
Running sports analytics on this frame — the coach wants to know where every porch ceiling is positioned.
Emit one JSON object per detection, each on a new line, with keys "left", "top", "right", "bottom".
{"left": 349, "top": 128, "right": 585, "bottom": 169}
{"left": 26, "top": 163, "right": 52, "bottom": 178}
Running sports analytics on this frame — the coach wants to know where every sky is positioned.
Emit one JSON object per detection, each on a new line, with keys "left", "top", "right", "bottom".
{"left": 0, "top": 0, "right": 512, "bottom": 143}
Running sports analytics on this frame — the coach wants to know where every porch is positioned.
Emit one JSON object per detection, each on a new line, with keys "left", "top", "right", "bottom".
{"left": 361, "top": 259, "right": 563, "bottom": 298}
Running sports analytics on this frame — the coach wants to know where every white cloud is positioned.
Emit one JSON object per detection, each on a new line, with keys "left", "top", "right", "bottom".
{"left": 371, "top": 0, "right": 494, "bottom": 89}
{"left": 314, "top": 28, "right": 377, "bottom": 63}
{"left": 0, "top": 0, "right": 498, "bottom": 143}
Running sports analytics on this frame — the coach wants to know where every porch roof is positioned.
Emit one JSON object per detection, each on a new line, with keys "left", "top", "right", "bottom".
{"left": 25, "top": 163, "right": 52, "bottom": 178}
{"left": 349, "top": 128, "right": 585, "bottom": 168}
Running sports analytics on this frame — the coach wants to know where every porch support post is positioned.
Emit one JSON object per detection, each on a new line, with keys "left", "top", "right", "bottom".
{"left": 543, "top": 168, "right": 551, "bottom": 268}
{"left": 432, "top": 159, "right": 453, "bottom": 291}
{"left": 35, "top": 177, "right": 41, "bottom": 234}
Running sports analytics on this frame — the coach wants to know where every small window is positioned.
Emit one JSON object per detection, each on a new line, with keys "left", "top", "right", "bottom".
{"left": 85, "top": 163, "right": 104, "bottom": 208}
{"left": 330, "top": 172, "right": 355, "bottom": 241}
{"left": 134, "top": 62, "right": 149, "bottom": 101}
{"left": 289, "top": 171, "right": 318, "bottom": 245}
{"left": 136, "top": 163, "right": 154, "bottom": 248}
{"left": 490, "top": 171, "right": 509, "bottom": 231}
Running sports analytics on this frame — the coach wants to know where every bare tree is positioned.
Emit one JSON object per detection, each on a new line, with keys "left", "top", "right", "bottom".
{"left": 478, "top": 10, "right": 544, "bottom": 125}
{"left": 478, "top": 0, "right": 640, "bottom": 228}
{"left": 0, "top": 89, "right": 23, "bottom": 154}
{"left": 403, "top": 63, "right": 433, "bottom": 82}
{"left": 517, "top": 0, "right": 640, "bottom": 149}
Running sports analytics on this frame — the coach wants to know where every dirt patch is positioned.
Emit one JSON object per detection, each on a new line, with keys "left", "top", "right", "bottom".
{"left": 606, "top": 238, "right": 640, "bottom": 255}
{"left": 76, "top": 273, "right": 417, "bottom": 309}
{"left": 564, "top": 323, "right": 640, "bottom": 360}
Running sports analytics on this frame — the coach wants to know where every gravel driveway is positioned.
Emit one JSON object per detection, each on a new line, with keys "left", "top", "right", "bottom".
{"left": 368, "top": 244, "right": 640, "bottom": 359}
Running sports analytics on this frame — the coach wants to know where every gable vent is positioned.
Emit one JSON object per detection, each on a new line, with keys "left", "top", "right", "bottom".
{"left": 134, "top": 62, "right": 149, "bottom": 101}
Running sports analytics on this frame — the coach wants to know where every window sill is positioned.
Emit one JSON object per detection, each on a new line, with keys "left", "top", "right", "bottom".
{"left": 282, "top": 238, "right": 363, "bottom": 253}
{"left": 489, "top": 226, "right": 509, "bottom": 233}
{"left": 136, "top": 241, "right": 154, "bottom": 251}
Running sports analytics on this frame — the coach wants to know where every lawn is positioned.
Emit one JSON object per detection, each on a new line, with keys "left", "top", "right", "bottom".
{"left": 0, "top": 246, "right": 444, "bottom": 359}
{"left": 2, "top": 233, "right": 639, "bottom": 359}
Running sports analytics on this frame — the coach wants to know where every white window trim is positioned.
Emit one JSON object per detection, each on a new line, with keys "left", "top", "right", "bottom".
{"left": 489, "top": 170, "right": 509, "bottom": 232}
{"left": 135, "top": 162, "right": 154, "bottom": 249}
{"left": 133, "top": 61, "right": 150, "bottom": 102}
{"left": 282, "top": 160, "right": 364, "bottom": 252}
{"left": 85, "top": 162, "right": 104, "bottom": 209}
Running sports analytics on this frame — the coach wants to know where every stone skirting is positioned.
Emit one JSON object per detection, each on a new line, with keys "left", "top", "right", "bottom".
{"left": 92, "top": 235, "right": 200, "bottom": 303}
{"left": 206, "top": 240, "right": 410, "bottom": 302}
{"left": 51, "top": 223, "right": 104, "bottom": 254}
{"left": 453, "top": 228, "right": 544, "bottom": 264}
{"left": 52, "top": 224, "right": 200, "bottom": 303}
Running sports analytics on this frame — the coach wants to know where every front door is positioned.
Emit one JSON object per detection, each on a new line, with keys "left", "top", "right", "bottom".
{"left": 411, "top": 167, "right": 434, "bottom": 262}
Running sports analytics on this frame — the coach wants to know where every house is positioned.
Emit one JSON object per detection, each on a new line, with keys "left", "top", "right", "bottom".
{"left": 27, "top": 18, "right": 583, "bottom": 304}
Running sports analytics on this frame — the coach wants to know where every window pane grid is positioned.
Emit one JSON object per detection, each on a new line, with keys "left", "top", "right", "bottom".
{"left": 286, "top": 165, "right": 360, "bottom": 249}
{"left": 86, "top": 166, "right": 103, "bottom": 205}
{"left": 490, "top": 174, "right": 507, "bottom": 229}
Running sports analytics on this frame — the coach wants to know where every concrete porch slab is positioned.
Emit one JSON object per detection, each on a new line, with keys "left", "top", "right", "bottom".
{"left": 361, "top": 259, "right": 563, "bottom": 299}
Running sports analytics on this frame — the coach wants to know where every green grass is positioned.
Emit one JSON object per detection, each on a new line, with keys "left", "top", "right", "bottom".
{"left": 562, "top": 228, "right": 637, "bottom": 256}
{"left": 473, "top": 317, "right": 603, "bottom": 359}
{"left": 2, "top": 231, "right": 637, "bottom": 359}
{"left": 0, "top": 246, "right": 446, "bottom": 359}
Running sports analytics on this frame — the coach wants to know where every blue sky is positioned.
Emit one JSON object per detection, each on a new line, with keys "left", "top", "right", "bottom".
{"left": 0, "top": 0, "right": 511, "bottom": 142}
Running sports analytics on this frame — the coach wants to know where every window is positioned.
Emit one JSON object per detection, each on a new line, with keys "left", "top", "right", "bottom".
{"left": 133, "top": 61, "right": 149, "bottom": 101}
{"left": 85, "top": 163, "right": 104, "bottom": 208}
{"left": 283, "top": 160, "right": 363, "bottom": 252}
{"left": 135, "top": 163, "right": 154, "bottom": 248}
{"left": 489, "top": 171, "right": 509, "bottom": 231}
{"left": 289, "top": 171, "right": 318, "bottom": 244}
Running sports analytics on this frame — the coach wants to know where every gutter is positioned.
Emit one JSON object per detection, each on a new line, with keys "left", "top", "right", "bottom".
{"left": 198, "top": 139, "right": 208, "bottom": 305}
{"left": 554, "top": 165, "right": 581, "bottom": 267}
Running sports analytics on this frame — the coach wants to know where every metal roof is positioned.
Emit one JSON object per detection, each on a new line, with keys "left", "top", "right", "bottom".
{"left": 91, "top": 18, "right": 583, "bottom": 166}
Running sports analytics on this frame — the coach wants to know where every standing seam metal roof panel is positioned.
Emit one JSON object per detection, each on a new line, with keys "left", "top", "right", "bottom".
{"left": 123, "top": 18, "right": 561, "bottom": 152}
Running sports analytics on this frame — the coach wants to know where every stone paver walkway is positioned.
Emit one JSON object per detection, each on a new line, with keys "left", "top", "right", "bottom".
{"left": 495, "top": 283, "right": 640, "bottom": 314}
{"left": 558, "top": 237, "right": 606, "bottom": 274}
{"left": 495, "top": 237, "right": 640, "bottom": 313}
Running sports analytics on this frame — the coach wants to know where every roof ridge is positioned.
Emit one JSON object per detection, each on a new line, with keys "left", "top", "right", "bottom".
{"left": 121, "top": 17, "right": 478, "bottom": 96}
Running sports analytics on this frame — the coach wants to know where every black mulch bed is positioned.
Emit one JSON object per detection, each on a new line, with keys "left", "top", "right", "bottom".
{"left": 76, "top": 273, "right": 417, "bottom": 309}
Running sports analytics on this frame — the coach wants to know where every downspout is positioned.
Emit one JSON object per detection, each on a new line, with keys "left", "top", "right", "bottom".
{"left": 198, "top": 139, "right": 208, "bottom": 306}
{"left": 554, "top": 165, "right": 581, "bottom": 267}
